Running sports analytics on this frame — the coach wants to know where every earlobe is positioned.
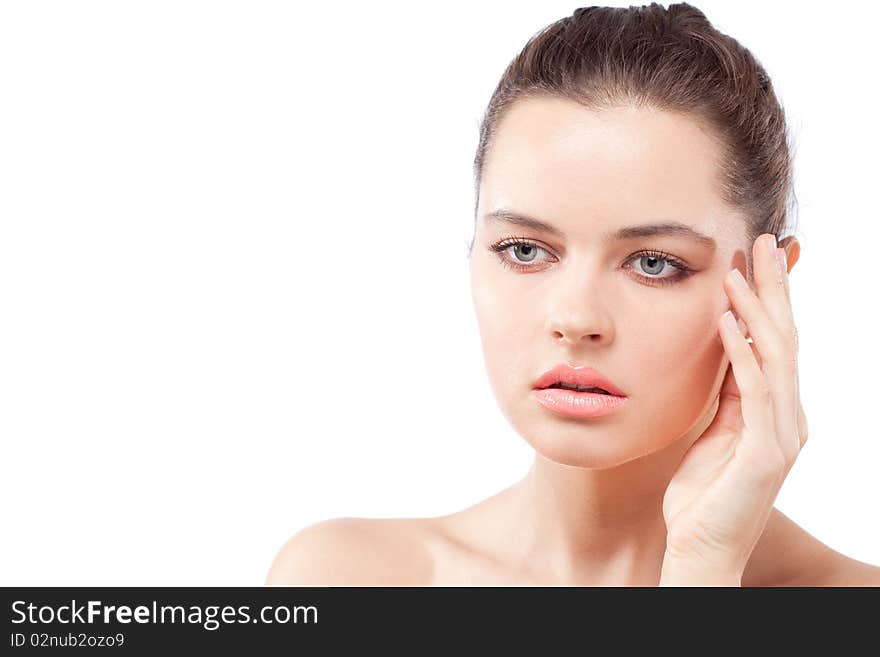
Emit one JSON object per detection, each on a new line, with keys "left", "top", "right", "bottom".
{"left": 778, "top": 236, "right": 800, "bottom": 273}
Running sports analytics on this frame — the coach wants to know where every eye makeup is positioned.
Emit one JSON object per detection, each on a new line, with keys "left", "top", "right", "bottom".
{"left": 487, "top": 236, "right": 697, "bottom": 288}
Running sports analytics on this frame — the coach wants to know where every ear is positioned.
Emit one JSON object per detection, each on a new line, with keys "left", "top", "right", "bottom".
{"left": 778, "top": 235, "right": 800, "bottom": 273}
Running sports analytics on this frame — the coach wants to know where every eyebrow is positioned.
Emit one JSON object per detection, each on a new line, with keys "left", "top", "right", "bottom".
{"left": 484, "top": 208, "right": 717, "bottom": 248}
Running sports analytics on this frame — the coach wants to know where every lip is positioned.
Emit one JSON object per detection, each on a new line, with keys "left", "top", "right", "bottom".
{"left": 532, "top": 363, "right": 627, "bottom": 397}
{"left": 531, "top": 363, "right": 627, "bottom": 420}
{"left": 531, "top": 387, "right": 627, "bottom": 419}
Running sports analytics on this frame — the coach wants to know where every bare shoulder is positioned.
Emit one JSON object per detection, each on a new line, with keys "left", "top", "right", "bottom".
{"left": 744, "top": 508, "right": 880, "bottom": 587}
{"left": 810, "top": 549, "right": 880, "bottom": 587}
{"left": 265, "top": 517, "right": 435, "bottom": 586}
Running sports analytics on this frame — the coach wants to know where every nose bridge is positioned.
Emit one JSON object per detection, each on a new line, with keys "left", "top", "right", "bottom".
{"left": 543, "top": 254, "right": 612, "bottom": 344}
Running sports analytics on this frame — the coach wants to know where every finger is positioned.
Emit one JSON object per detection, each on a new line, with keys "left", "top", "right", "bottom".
{"left": 770, "top": 241, "right": 808, "bottom": 453}
{"left": 753, "top": 235, "right": 802, "bottom": 457}
{"left": 739, "top": 317, "right": 762, "bottom": 368}
{"left": 724, "top": 237, "right": 801, "bottom": 459}
{"left": 772, "top": 242, "right": 808, "bottom": 452}
{"left": 754, "top": 234, "right": 796, "bottom": 340}
{"left": 718, "top": 309, "right": 778, "bottom": 465}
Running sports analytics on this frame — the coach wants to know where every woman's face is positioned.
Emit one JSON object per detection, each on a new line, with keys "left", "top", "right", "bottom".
{"left": 470, "top": 97, "right": 750, "bottom": 468}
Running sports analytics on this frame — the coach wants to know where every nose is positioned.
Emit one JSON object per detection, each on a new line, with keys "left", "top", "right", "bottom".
{"left": 543, "top": 271, "right": 614, "bottom": 346}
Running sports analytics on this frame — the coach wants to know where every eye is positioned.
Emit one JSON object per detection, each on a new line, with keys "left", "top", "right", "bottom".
{"left": 487, "top": 239, "right": 696, "bottom": 287}
{"left": 488, "top": 237, "right": 554, "bottom": 271}
{"left": 624, "top": 250, "right": 694, "bottom": 287}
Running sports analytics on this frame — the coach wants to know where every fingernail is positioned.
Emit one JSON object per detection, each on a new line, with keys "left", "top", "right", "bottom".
{"left": 722, "top": 310, "right": 739, "bottom": 333}
{"left": 729, "top": 267, "right": 748, "bottom": 289}
{"left": 766, "top": 233, "right": 777, "bottom": 258}
{"left": 775, "top": 247, "right": 787, "bottom": 276}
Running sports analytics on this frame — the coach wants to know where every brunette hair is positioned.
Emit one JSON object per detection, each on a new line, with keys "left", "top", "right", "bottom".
{"left": 469, "top": 3, "right": 798, "bottom": 277}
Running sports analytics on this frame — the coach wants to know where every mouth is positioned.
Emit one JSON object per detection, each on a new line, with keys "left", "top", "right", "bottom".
{"left": 532, "top": 363, "right": 627, "bottom": 398}
{"left": 545, "top": 382, "right": 615, "bottom": 395}
{"left": 531, "top": 363, "right": 628, "bottom": 419}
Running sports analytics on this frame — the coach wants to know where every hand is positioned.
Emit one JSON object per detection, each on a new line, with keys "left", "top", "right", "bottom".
{"left": 659, "top": 233, "right": 809, "bottom": 585}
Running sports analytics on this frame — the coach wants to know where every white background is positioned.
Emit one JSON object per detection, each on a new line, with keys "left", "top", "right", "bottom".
{"left": 1, "top": 1, "right": 877, "bottom": 585}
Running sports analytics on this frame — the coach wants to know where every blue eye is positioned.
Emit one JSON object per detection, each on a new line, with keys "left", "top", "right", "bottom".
{"left": 499, "top": 241, "right": 551, "bottom": 266}
{"left": 627, "top": 251, "right": 692, "bottom": 286}
{"left": 632, "top": 255, "right": 677, "bottom": 278}
{"left": 487, "top": 238, "right": 695, "bottom": 288}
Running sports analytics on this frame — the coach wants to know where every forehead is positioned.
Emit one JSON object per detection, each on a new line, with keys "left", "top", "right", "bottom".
{"left": 479, "top": 97, "right": 736, "bottom": 239}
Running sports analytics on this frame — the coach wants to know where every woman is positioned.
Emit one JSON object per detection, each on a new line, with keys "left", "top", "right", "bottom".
{"left": 267, "top": 3, "right": 880, "bottom": 586}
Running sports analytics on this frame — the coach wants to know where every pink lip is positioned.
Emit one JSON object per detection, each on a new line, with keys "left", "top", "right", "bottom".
{"left": 531, "top": 387, "right": 627, "bottom": 419}
{"left": 532, "top": 363, "right": 627, "bottom": 397}
{"left": 531, "top": 363, "right": 627, "bottom": 419}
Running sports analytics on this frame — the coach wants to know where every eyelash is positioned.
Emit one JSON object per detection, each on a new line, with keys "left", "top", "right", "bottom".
{"left": 487, "top": 236, "right": 695, "bottom": 288}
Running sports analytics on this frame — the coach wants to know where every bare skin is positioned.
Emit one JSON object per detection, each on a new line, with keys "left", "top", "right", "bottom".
{"left": 268, "top": 98, "right": 880, "bottom": 586}
{"left": 265, "top": 504, "right": 880, "bottom": 586}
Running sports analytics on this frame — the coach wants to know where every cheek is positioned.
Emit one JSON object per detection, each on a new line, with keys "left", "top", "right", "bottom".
{"left": 632, "top": 297, "right": 725, "bottom": 372}
{"left": 470, "top": 260, "right": 529, "bottom": 397}
{"left": 634, "top": 296, "right": 727, "bottom": 425}
{"left": 470, "top": 260, "right": 502, "bottom": 345}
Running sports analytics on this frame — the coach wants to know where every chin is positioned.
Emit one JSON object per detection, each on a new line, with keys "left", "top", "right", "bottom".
{"left": 529, "top": 436, "right": 673, "bottom": 469}
{"left": 507, "top": 407, "right": 676, "bottom": 470}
